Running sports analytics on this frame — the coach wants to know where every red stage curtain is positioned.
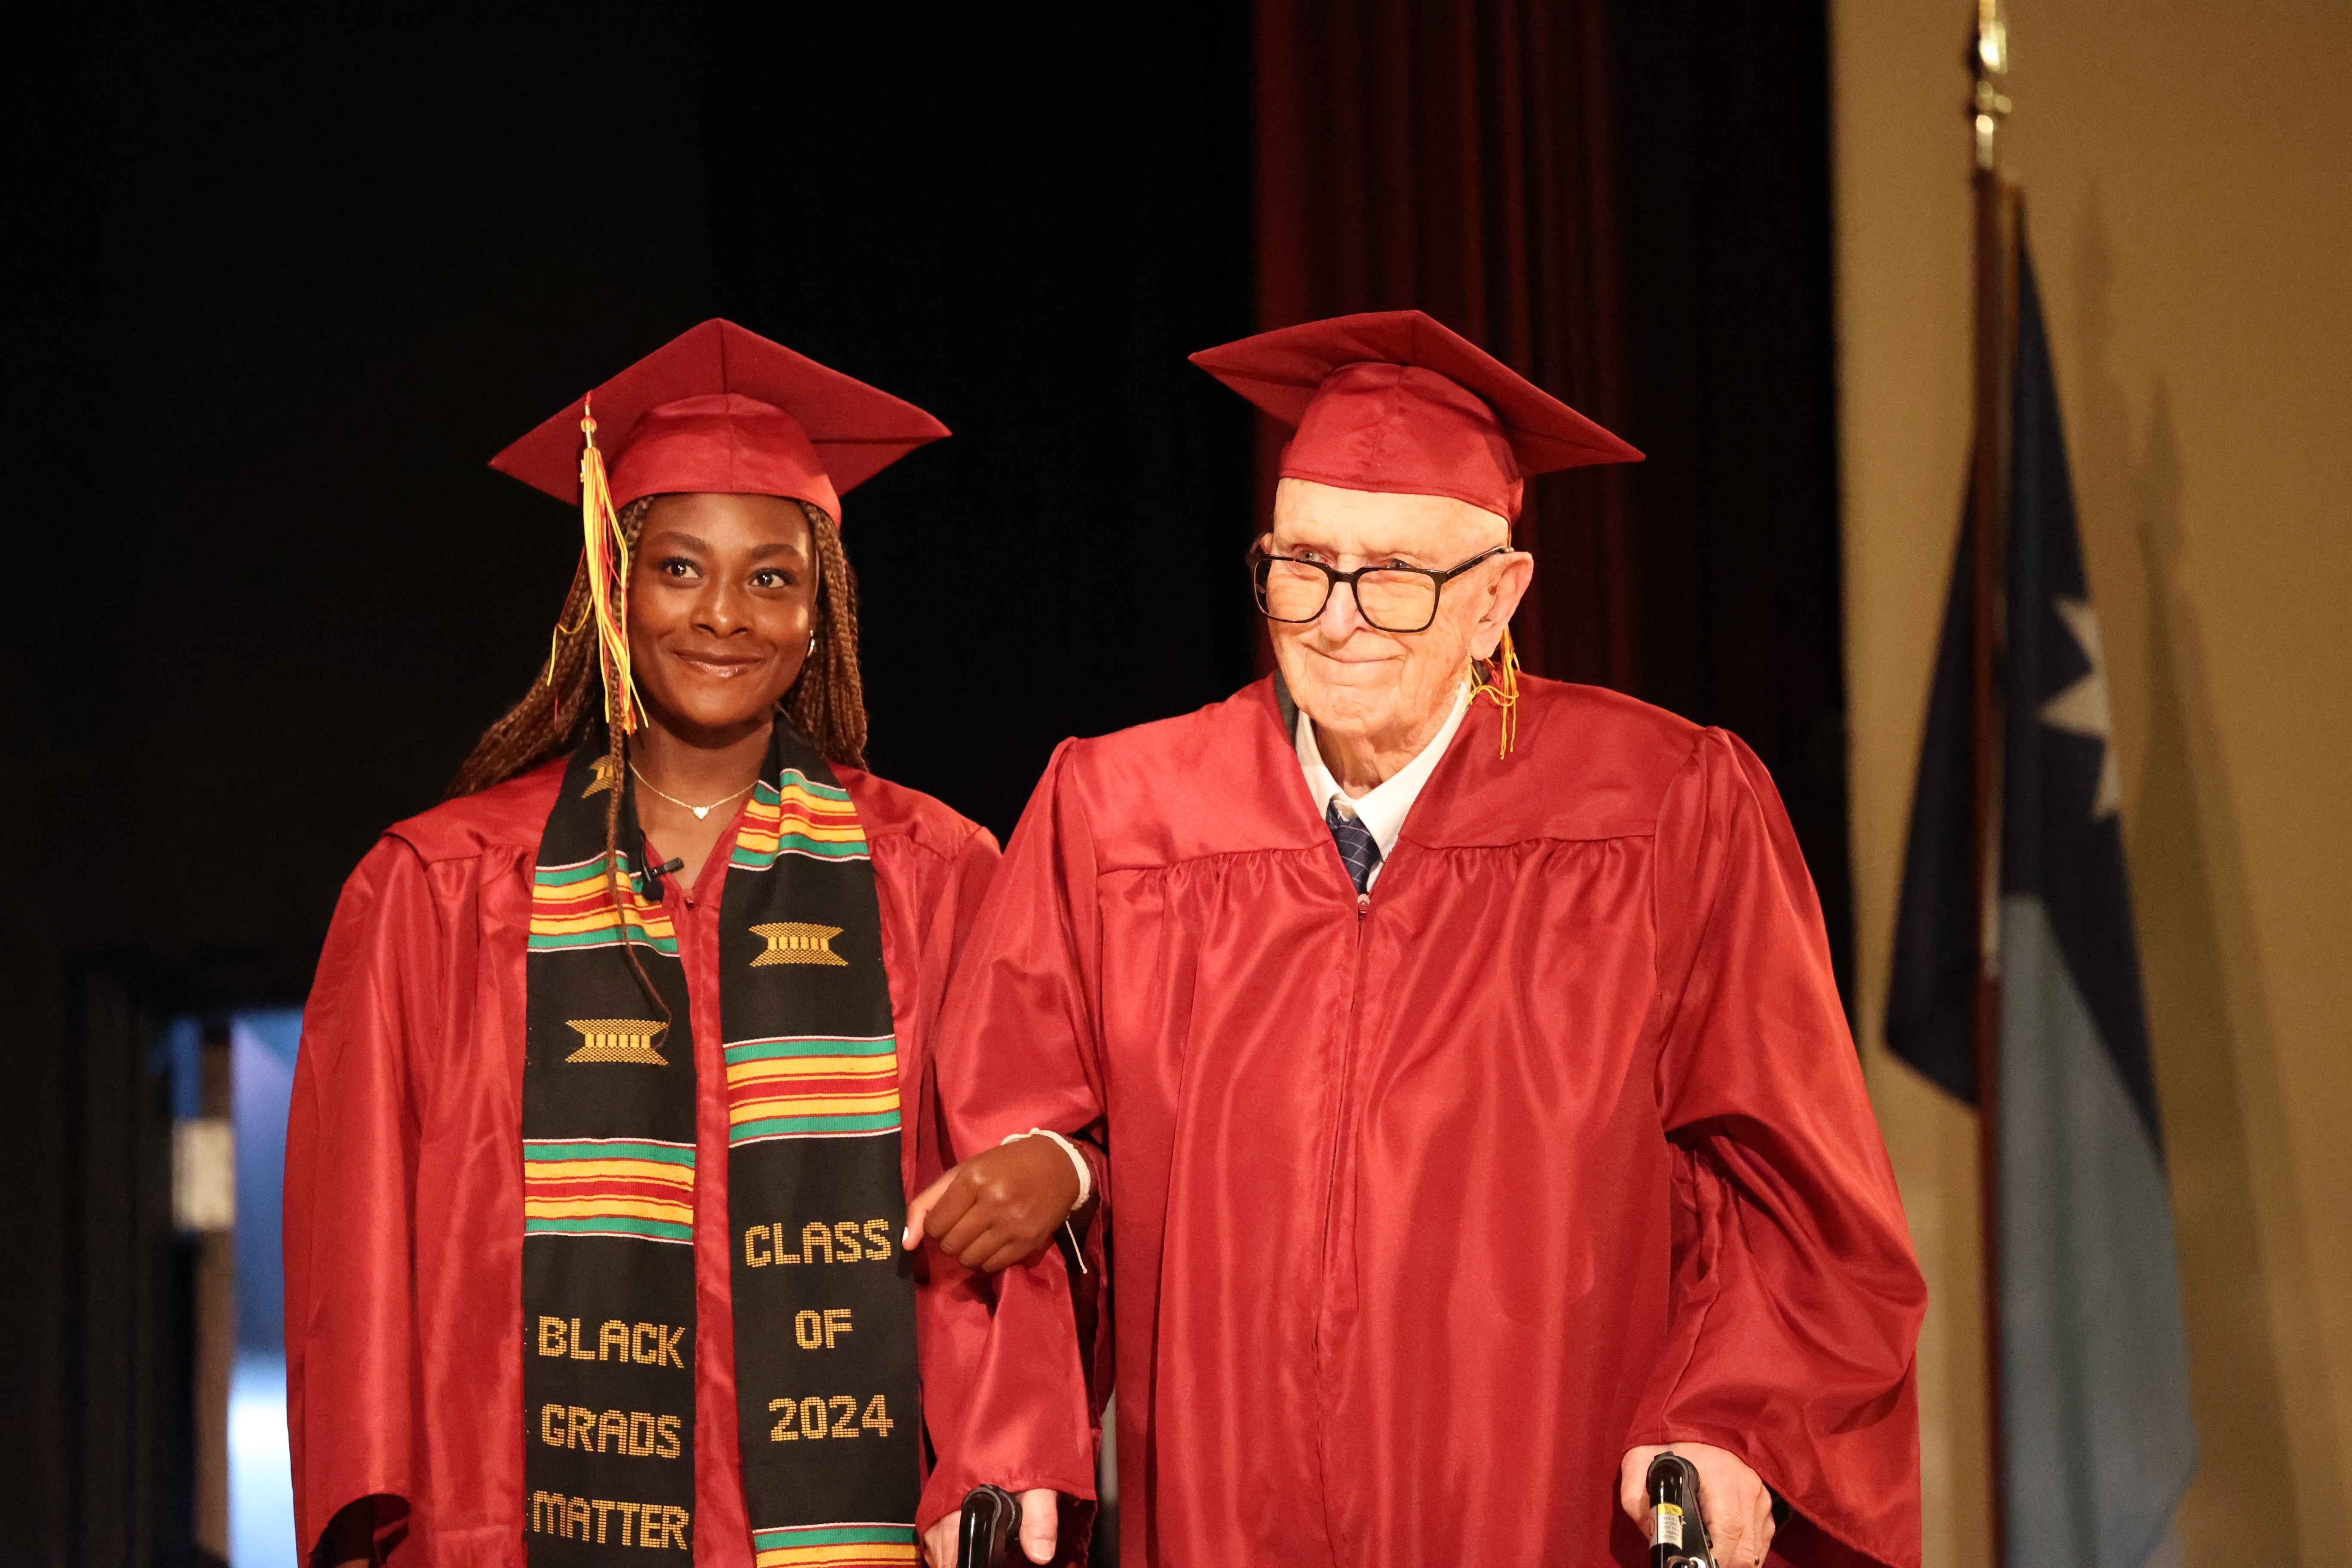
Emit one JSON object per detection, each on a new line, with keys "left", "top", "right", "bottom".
{"left": 1255, "top": 0, "right": 1634, "bottom": 688}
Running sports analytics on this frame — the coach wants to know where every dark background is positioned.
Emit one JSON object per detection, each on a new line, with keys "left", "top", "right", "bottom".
{"left": 2, "top": 3, "right": 1843, "bottom": 1561}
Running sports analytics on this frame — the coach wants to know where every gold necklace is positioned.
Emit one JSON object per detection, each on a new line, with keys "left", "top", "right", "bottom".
{"left": 629, "top": 764, "right": 756, "bottom": 821}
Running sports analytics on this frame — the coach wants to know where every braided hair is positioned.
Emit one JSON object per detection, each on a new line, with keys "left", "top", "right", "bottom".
{"left": 451, "top": 494, "right": 869, "bottom": 800}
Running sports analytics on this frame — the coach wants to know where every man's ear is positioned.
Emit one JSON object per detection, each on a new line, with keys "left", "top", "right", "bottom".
{"left": 1469, "top": 552, "right": 1535, "bottom": 660}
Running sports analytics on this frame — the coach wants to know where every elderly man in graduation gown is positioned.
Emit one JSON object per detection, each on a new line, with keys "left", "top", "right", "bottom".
{"left": 910, "top": 311, "right": 1927, "bottom": 1568}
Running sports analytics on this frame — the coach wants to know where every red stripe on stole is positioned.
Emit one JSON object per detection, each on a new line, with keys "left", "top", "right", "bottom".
{"left": 525, "top": 1177, "right": 690, "bottom": 1203}
{"left": 727, "top": 1070, "right": 893, "bottom": 1103}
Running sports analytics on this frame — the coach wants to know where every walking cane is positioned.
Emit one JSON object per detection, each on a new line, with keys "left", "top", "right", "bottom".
{"left": 954, "top": 1485, "right": 1024, "bottom": 1568}
{"left": 1648, "top": 1453, "right": 1716, "bottom": 1568}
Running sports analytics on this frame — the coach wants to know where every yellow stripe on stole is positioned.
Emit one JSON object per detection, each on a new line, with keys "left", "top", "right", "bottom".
{"left": 726, "top": 1057, "right": 900, "bottom": 1084}
{"left": 727, "top": 1092, "right": 901, "bottom": 1125}
{"left": 523, "top": 1197, "right": 694, "bottom": 1224}
{"left": 523, "top": 1160, "right": 694, "bottom": 1187}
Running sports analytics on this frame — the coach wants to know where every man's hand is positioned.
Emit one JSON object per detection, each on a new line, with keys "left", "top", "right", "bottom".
{"left": 920, "top": 1488, "right": 1059, "bottom": 1566}
{"left": 904, "top": 1138, "right": 1083, "bottom": 1273}
{"left": 1619, "top": 1442, "right": 1775, "bottom": 1568}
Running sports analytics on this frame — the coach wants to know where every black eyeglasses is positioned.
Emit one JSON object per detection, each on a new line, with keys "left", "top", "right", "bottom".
{"left": 1248, "top": 544, "right": 1513, "bottom": 634}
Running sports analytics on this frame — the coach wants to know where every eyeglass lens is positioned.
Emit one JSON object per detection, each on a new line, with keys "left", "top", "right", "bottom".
{"left": 1258, "top": 559, "right": 1439, "bottom": 632}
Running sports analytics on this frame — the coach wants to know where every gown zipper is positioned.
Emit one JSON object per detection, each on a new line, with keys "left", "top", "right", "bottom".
{"left": 1312, "top": 876, "right": 1376, "bottom": 1563}
{"left": 1317, "top": 884, "right": 1375, "bottom": 1313}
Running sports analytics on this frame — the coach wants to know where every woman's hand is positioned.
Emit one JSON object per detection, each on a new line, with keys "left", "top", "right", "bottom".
{"left": 1618, "top": 1442, "right": 1776, "bottom": 1568}
{"left": 903, "top": 1138, "right": 1083, "bottom": 1273}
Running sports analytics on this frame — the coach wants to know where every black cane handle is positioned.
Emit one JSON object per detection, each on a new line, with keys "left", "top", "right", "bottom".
{"left": 955, "top": 1485, "right": 1024, "bottom": 1568}
{"left": 1647, "top": 1453, "right": 1715, "bottom": 1568}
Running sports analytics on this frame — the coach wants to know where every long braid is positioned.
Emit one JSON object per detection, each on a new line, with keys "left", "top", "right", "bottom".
{"left": 782, "top": 502, "right": 869, "bottom": 768}
{"left": 449, "top": 496, "right": 656, "bottom": 797}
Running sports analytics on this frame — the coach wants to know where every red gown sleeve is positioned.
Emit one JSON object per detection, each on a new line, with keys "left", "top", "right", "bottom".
{"left": 903, "top": 817, "right": 1019, "bottom": 1509}
{"left": 283, "top": 836, "right": 444, "bottom": 1562}
{"left": 1630, "top": 730, "right": 1926, "bottom": 1568}
{"left": 915, "top": 744, "right": 1103, "bottom": 1533}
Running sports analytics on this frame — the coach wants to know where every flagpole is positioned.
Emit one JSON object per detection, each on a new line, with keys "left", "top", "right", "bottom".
{"left": 1966, "top": 5, "right": 2015, "bottom": 1565}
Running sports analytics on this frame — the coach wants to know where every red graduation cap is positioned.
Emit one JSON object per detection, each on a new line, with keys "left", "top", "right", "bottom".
{"left": 1188, "top": 309, "right": 1641, "bottom": 522}
{"left": 490, "top": 318, "right": 949, "bottom": 522}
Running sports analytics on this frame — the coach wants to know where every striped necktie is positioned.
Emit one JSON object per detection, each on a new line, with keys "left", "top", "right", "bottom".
{"left": 1326, "top": 798, "right": 1382, "bottom": 894}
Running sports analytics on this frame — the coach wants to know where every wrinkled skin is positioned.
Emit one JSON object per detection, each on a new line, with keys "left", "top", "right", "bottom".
{"left": 1620, "top": 1442, "right": 1777, "bottom": 1568}
{"left": 1263, "top": 478, "right": 1528, "bottom": 792}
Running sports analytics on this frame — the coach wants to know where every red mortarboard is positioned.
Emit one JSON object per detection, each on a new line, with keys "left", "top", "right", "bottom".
{"left": 1188, "top": 309, "right": 1641, "bottom": 521}
{"left": 490, "top": 319, "right": 949, "bottom": 522}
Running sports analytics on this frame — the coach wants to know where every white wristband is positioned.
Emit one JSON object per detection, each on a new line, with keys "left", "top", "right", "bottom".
{"left": 1001, "top": 1127, "right": 1093, "bottom": 1210}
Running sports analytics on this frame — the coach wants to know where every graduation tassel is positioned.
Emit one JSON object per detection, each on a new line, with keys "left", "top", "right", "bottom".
{"left": 575, "top": 396, "right": 645, "bottom": 735}
{"left": 1470, "top": 626, "right": 1522, "bottom": 758}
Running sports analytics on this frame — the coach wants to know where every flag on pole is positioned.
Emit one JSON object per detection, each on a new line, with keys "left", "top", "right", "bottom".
{"left": 1886, "top": 228, "right": 2199, "bottom": 1568}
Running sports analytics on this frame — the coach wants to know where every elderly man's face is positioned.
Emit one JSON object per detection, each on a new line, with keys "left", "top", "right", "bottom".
{"left": 1264, "top": 478, "right": 1533, "bottom": 753}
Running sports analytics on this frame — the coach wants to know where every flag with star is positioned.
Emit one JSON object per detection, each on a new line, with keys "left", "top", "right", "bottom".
{"left": 1886, "top": 233, "right": 2198, "bottom": 1568}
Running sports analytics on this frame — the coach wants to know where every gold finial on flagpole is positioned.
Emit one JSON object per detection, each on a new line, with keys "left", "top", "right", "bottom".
{"left": 1970, "top": 0, "right": 2013, "bottom": 170}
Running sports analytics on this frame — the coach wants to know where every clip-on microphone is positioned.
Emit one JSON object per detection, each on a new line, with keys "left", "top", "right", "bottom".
{"left": 955, "top": 1485, "right": 1023, "bottom": 1568}
{"left": 1648, "top": 1453, "right": 1715, "bottom": 1568}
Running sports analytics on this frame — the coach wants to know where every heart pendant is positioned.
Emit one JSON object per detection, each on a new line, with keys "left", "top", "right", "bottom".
{"left": 693, "top": 805, "right": 712, "bottom": 820}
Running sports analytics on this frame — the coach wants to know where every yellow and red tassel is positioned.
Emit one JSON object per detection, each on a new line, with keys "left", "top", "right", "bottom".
{"left": 551, "top": 396, "right": 646, "bottom": 735}
{"left": 1470, "top": 626, "right": 1522, "bottom": 758}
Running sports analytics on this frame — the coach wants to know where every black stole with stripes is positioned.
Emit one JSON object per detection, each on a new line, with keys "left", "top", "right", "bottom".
{"left": 521, "top": 724, "right": 920, "bottom": 1566}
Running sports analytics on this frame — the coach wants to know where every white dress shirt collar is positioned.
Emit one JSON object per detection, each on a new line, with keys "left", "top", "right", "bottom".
{"left": 1295, "top": 681, "right": 1473, "bottom": 885}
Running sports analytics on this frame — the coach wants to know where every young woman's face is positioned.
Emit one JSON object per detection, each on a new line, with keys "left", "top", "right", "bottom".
{"left": 625, "top": 491, "right": 816, "bottom": 743}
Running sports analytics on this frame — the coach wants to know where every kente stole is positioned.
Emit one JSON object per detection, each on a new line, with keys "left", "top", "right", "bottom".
{"left": 521, "top": 726, "right": 919, "bottom": 1566}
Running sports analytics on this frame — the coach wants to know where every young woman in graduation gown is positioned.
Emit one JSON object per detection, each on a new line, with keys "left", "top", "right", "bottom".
{"left": 286, "top": 321, "right": 1000, "bottom": 1568}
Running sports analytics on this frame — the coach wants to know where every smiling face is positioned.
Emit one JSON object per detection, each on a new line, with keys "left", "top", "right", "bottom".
{"left": 1264, "top": 478, "right": 1533, "bottom": 756}
{"left": 625, "top": 492, "right": 817, "bottom": 747}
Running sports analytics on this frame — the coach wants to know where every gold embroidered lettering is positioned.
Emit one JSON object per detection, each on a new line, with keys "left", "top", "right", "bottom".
{"left": 824, "top": 1308, "right": 853, "bottom": 1348}
{"left": 538, "top": 1316, "right": 567, "bottom": 1357}
{"left": 615, "top": 1500, "right": 639, "bottom": 1547}
{"left": 567, "top": 1406, "right": 595, "bottom": 1449}
{"left": 863, "top": 1218, "right": 894, "bottom": 1259}
{"left": 774, "top": 1221, "right": 797, "bottom": 1263}
{"left": 599, "top": 1320, "right": 631, "bottom": 1361}
{"left": 567, "top": 1496, "right": 591, "bottom": 1540}
{"left": 800, "top": 1221, "right": 833, "bottom": 1264}
{"left": 628, "top": 1412, "right": 656, "bottom": 1457}
{"left": 597, "top": 1409, "right": 628, "bottom": 1454}
{"left": 833, "top": 1220, "right": 865, "bottom": 1262}
{"left": 744, "top": 1225, "right": 772, "bottom": 1267}
{"left": 539, "top": 1403, "right": 566, "bottom": 1446}
{"left": 657, "top": 1324, "right": 686, "bottom": 1368}
{"left": 633, "top": 1322, "right": 659, "bottom": 1364}
{"left": 569, "top": 1317, "right": 594, "bottom": 1360}
{"left": 593, "top": 1498, "right": 616, "bottom": 1543}
{"left": 656, "top": 1414, "right": 681, "bottom": 1460}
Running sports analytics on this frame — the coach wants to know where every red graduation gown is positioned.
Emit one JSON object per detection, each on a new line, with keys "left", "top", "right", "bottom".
{"left": 284, "top": 757, "right": 999, "bottom": 1566}
{"left": 920, "top": 675, "right": 1926, "bottom": 1568}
